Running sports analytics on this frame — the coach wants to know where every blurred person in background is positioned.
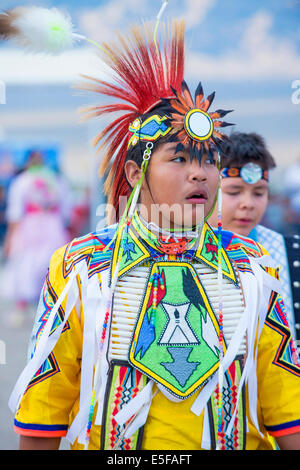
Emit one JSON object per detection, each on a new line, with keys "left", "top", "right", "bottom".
{"left": 0, "top": 149, "right": 18, "bottom": 243}
{"left": 0, "top": 185, "right": 6, "bottom": 243}
{"left": 67, "top": 187, "right": 90, "bottom": 240}
{"left": 1, "top": 149, "right": 71, "bottom": 327}
{"left": 209, "top": 132, "right": 300, "bottom": 348}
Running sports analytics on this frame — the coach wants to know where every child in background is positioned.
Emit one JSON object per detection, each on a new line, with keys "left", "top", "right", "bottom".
{"left": 209, "top": 132, "right": 300, "bottom": 345}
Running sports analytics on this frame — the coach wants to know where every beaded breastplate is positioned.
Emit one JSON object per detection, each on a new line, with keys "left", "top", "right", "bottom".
{"left": 108, "top": 213, "right": 245, "bottom": 400}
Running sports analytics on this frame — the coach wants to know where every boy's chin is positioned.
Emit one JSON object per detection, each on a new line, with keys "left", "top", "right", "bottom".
{"left": 171, "top": 205, "right": 205, "bottom": 230}
{"left": 139, "top": 203, "right": 205, "bottom": 231}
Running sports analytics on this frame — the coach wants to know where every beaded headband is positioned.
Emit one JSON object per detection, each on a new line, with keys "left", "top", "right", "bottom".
{"left": 127, "top": 115, "right": 172, "bottom": 149}
{"left": 221, "top": 162, "right": 269, "bottom": 184}
{"left": 127, "top": 80, "right": 234, "bottom": 166}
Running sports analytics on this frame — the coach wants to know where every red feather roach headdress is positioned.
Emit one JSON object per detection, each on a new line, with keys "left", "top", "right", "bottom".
{"left": 78, "top": 20, "right": 185, "bottom": 216}
{"left": 78, "top": 20, "right": 233, "bottom": 222}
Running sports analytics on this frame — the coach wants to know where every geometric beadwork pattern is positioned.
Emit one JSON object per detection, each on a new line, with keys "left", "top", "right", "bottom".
{"left": 208, "top": 358, "right": 246, "bottom": 450}
{"left": 129, "top": 261, "right": 226, "bottom": 399}
{"left": 255, "top": 224, "right": 295, "bottom": 338}
{"left": 225, "top": 231, "right": 264, "bottom": 275}
{"left": 265, "top": 291, "right": 300, "bottom": 377}
{"left": 63, "top": 229, "right": 113, "bottom": 278}
{"left": 195, "top": 224, "right": 238, "bottom": 285}
{"left": 27, "top": 276, "right": 69, "bottom": 390}
{"left": 101, "top": 362, "right": 148, "bottom": 450}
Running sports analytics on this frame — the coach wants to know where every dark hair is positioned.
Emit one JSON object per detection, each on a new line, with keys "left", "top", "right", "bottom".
{"left": 219, "top": 132, "right": 276, "bottom": 170}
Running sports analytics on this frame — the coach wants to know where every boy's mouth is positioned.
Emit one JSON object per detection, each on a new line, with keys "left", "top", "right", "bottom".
{"left": 235, "top": 218, "right": 253, "bottom": 226}
{"left": 185, "top": 189, "right": 208, "bottom": 204}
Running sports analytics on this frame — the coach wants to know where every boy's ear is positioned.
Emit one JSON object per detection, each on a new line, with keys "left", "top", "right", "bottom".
{"left": 124, "top": 160, "right": 142, "bottom": 189}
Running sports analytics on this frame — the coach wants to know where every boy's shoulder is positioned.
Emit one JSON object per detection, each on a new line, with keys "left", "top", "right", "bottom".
{"left": 216, "top": 227, "right": 275, "bottom": 278}
{"left": 217, "top": 227, "right": 268, "bottom": 266}
{"left": 49, "top": 224, "right": 117, "bottom": 282}
{"left": 49, "top": 223, "right": 270, "bottom": 283}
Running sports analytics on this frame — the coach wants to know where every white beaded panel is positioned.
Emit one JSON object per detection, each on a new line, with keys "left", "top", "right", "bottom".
{"left": 108, "top": 263, "right": 246, "bottom": 361}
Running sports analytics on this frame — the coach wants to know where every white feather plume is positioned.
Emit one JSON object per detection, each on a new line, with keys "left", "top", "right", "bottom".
{"left": 0, "top": 6, "right": 78, "bottom": 54}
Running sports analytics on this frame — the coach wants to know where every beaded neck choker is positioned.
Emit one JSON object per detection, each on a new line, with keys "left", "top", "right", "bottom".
{"left": 133, "top": 212, "right": 201, "bottom": 256}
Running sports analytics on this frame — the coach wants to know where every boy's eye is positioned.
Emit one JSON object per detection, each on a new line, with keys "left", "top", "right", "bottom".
{"left": 172, "top": 155, "right": 185, "bottom": 162}
{"left": 204, "top": 158, "right": 216, "bottom": 165}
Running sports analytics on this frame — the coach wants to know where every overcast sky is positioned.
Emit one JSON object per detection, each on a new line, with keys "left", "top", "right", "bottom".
{"left": 0, "top": 0, "right": 300, "bottom": 167}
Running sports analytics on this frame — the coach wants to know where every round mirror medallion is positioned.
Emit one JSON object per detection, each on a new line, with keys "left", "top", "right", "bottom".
{"left": 184, "top": 109, "right": 214, "bottom": 141}
{"left": 240, "top": 162, "right": 263, "bottom": 184}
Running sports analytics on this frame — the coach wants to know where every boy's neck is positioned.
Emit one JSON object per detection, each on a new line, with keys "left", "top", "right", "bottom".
{"left": 138, "top": 206, "right": 204, "bottom": 235}
{"left": 138, "top": 212, "right": 203, "bottom": 239}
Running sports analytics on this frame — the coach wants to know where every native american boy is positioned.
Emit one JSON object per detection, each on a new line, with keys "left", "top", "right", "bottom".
{"left": 8, "top": 19, "right": 300, "bottom": 451}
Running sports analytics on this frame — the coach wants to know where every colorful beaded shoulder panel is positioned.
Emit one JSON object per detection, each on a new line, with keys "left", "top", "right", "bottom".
{"left": 61, "top": 221, "right": 266, "bottom": 282}
{"left": 62, "top": 225, "right": 117, "bottom": 278}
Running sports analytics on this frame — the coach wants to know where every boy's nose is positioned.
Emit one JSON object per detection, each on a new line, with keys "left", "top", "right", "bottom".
{"left": 239, "top": 194, "right": 255, "bottom": 209}
{"left": 188, "top": 160, "right": 207, "bottom": 181}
